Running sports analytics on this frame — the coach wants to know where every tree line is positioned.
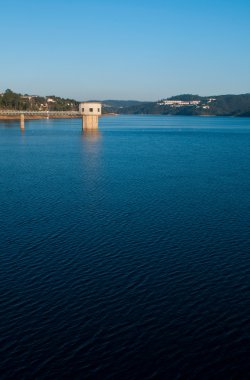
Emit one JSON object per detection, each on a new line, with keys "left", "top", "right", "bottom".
{"left": 0, "top": 89, "right": 79, "bottom": 111}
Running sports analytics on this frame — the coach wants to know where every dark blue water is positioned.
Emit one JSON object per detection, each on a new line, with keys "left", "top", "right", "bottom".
{"left": 0, "top": 116, "right": 250, "bottom": 380}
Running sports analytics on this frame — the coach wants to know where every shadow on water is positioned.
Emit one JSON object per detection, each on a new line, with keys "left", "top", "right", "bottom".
{"left": 0, "top": 120, "right": 20, "bottom": 128}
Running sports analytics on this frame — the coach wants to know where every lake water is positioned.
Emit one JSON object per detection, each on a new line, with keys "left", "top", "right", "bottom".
{"left": 0, "top": 116, "right": 250, "bottom": 379}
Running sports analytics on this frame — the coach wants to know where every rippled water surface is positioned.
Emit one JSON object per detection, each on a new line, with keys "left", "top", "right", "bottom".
{"left": 0, "top": 116, "right": 250, "bottom": 379}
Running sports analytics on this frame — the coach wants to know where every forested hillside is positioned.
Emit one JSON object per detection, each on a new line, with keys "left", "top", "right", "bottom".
{"left": 0, "top": 89, "right": 79, "bottom": 111}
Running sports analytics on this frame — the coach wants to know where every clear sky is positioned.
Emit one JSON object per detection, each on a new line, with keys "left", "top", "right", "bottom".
{"left": 1, "top": 0, "right": 250, "bottom": 100}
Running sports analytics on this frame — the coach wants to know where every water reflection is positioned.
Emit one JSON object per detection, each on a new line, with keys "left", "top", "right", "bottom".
{"left": 80, "top": 130, "right": 103, "bottom": 198}
{"left": 81, "top": 129, "right": 101, "bottom": 142}
{"left": 81, "top": 129, "right": 102, "bottom": 159}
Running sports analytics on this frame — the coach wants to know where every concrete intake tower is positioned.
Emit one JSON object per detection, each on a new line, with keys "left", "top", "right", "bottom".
{"left": 79, "top": 102, "right": 102, "bottom": 131}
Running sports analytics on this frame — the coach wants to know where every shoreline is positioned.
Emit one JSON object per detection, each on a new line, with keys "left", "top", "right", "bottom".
{"left": 0, "top": 113, "right": 249, "bottom": 121}
{"left": 0, "top": 113, "right": 119, "bottom": 121}
{"left": 0, "top": 115, "right": 80, "bottom": 121}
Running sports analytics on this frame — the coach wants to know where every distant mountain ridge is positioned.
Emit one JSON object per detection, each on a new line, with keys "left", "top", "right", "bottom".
{"left": 1, "top": 89, "right": 250, "bottom": 116}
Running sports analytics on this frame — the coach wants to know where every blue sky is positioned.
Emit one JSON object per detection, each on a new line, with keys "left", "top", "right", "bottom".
{"left": 1, "top": 0, "right": 250, "bottom": 100}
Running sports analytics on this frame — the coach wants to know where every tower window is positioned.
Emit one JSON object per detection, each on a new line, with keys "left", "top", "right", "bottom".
{"left": 89, "top": 108, "right": 93, "bottom": 112}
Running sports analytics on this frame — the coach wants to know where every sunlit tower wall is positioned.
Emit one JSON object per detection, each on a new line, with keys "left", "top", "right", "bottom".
{"left": 79, "top": 102, "right": 102, "bottom": 130}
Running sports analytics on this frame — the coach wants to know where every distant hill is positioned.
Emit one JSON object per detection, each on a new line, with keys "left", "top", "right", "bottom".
{"left": 1, "top": 89, "right": 250, "bottom": 117}
{"left": 167, "top": 94, "right": 203, "bottom": 101}
{"left": 112, "top": 94, "right": 250, "bottom": 117}
{"left": 207, "top": 94, "right": 250, "bottom": 116}
{"left": 98, "top": 100, "right": 149, "bottom": 114}
{"left": 102, "top": 100, "right": 147, "bottom": 108}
